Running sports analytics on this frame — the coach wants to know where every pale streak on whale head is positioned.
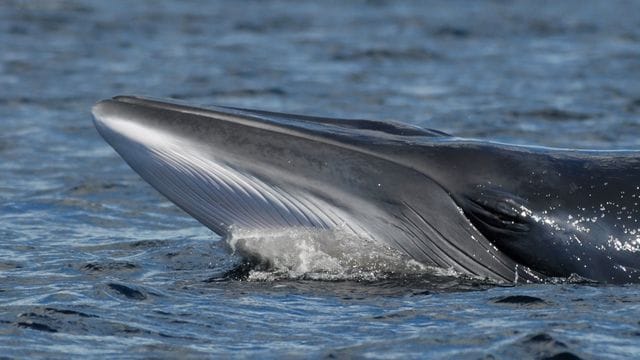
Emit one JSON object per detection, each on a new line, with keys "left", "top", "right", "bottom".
{"left": 92, "top": 96, "right": 640, "bottom": 284}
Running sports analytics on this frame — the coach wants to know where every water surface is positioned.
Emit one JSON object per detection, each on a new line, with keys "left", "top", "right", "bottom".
{"left": 1, "top": 1, "right": 640, "bottom": 358}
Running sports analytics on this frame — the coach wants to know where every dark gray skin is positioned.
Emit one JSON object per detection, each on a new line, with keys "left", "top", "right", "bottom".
{"left": 92, "top": 96, "right": 640, "bottom": 284}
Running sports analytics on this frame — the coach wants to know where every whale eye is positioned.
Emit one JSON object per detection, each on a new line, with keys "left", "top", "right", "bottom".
{"left": 460, "top": 189, "right": 531, "bottom": 235}
{"left": 458, "top": 188, "right": 583, "bottom": 278}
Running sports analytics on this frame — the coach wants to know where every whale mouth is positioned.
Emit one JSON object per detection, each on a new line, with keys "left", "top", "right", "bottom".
{"left": 92, "top": 96, "right": 544, "bottom": 284}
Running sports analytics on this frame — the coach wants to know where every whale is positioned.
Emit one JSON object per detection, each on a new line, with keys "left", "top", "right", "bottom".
{"left": 92, "top": 96, "right": 640, "bottom": 284}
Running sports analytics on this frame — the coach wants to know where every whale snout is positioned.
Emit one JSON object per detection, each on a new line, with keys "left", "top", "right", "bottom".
{"left": 92, "top": 97, "right": 179, "bottom": 155}
{"left": 91, "top": 99, "right": 116, "bottom": 134}
{"left": 91, "top": 99, "right": 138, "bottom": 145}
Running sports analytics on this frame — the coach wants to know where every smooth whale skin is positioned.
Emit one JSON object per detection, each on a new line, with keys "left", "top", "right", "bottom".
{"left": 92, "top": 96, "right": 640, "bottom": 284}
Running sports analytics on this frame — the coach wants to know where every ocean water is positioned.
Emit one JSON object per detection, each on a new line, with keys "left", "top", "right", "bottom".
{"left": 2, "top": 0, "right": 640, "bottom": 358}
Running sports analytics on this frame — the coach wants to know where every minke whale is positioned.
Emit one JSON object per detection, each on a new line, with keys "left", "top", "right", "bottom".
{"left": 92, "top": 96, "right": 640, "bottom": 284}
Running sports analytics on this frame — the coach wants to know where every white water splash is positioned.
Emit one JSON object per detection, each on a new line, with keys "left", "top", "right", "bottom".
{"left": 226, "top": 227, "right": 442, "bottom": 281}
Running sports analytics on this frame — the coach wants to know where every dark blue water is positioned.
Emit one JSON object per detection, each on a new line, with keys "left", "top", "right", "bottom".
{"left": 2, "top": 1, "right": 640, "bottom": 358}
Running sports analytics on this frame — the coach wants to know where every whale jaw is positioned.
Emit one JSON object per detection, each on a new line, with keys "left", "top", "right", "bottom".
{"left": 92, "top": 96, "right": 544, "bottom": 283}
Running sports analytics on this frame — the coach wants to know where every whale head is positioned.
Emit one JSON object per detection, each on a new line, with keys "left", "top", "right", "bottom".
{"left": 92, "top": 96, "right": 640, "bottom": 284}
